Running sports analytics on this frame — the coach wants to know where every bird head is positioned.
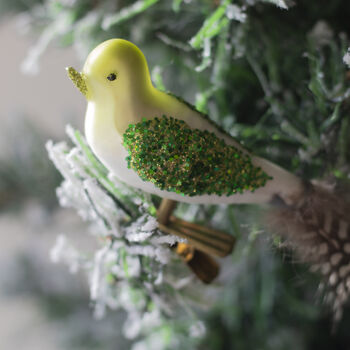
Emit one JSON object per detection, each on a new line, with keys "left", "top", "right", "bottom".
{"left": 67, "top": 39, "right": 152, "bottom": 102}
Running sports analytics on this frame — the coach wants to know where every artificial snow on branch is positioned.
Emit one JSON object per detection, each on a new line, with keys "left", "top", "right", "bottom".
{"left": 46, "top": 126, "right": 207, "bottom": 345}
{"left": 344, "top": 48, "right": 350, "bottom": 68}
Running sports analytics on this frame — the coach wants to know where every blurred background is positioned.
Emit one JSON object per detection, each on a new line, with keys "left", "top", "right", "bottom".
{"left": 1, "top": 0, "right": 350, "bottom": 349}
{"left": 0, "top": 15, "right": 133, "bottom": 350}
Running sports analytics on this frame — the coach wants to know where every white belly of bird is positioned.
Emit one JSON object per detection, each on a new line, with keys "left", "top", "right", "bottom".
{"left": 84, "top": 99, "right": 301, "bottom": 205}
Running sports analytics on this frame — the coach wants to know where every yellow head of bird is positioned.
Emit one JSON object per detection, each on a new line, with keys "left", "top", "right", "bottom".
{"left": 67, "top": 39, "right": 152, "bottom": 102}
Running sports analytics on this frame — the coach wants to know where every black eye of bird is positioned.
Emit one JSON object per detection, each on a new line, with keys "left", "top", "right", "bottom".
{"left": 107, "top": 73, "right": 117, "bottom": 81}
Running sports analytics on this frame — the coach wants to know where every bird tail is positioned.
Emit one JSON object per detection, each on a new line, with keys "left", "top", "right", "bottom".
{"left": 267, "top": 183, "right": 350, "bottom": 322}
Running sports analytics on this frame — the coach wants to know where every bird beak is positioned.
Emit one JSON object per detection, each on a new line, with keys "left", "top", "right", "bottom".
{"left": 66, "top": 67, "right": 89, "bottom": 99}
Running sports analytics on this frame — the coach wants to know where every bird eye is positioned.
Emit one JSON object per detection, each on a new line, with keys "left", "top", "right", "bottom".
{"left": 107, "top": 73, "right": 117, "bottom": 81}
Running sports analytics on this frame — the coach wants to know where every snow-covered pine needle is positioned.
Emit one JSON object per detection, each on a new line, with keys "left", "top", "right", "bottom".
{"left": 46, "top": 126, "right": 200, "bottom": 340}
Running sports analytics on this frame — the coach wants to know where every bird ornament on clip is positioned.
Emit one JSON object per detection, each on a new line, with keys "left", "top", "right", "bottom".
{"left": 67, "top": 39, "right": 350, "bottom": 319}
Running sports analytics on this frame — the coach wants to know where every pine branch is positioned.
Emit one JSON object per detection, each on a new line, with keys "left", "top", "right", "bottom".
{"left": 46, "top": 126, "right": 207, "bottom": 344}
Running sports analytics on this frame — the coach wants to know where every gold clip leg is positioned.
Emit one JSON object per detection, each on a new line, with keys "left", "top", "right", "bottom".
{"left": 175, "top": 242, "right": 220, "bottom": 284}
{"left": 157, "top": 199, "right": 235, "bottom": 283}
{"left": 157, "top": 199, "right": 235, "bottom": 257}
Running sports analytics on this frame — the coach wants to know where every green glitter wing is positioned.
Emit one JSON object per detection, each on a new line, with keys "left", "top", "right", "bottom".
{"left": 123, "top": 116, "right": 271, "bottom": 197}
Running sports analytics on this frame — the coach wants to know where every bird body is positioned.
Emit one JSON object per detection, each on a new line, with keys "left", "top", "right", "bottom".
{"left": 68, "top": 39, "right": 303, "bottom": 205}
{"left": 66, "top": 39, "right": 350, "bottom": 307}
